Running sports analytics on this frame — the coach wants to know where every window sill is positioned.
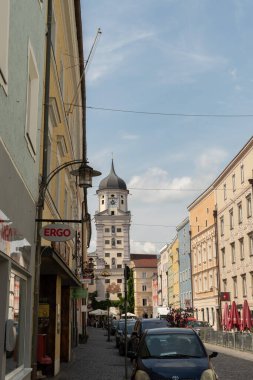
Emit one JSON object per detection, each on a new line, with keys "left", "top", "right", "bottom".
{"left": 5, "top": 368, "right": 32, "bottom": 380}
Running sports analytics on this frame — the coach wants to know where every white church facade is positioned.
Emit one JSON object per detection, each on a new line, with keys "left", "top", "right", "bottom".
{"left": 94, "top": 161, "right": 131, "bottom": 301}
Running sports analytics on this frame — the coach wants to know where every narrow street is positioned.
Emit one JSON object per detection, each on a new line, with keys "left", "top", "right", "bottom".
{"left": 47, "top": 326, "right": 253, "bottom": 380}
{"left": 48, "top": 326, "right": 131, "bottom": 380}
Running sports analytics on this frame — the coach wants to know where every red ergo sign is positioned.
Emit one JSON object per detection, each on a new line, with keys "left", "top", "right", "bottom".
{"left": 40, "top": 223, "right": 75, "bottom": 242}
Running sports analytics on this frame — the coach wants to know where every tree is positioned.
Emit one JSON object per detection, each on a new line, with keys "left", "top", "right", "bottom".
{"left": 127, "top": 268, "right": 134, "bottom": 313}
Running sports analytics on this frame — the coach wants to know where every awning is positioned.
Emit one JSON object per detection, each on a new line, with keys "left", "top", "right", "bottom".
{"left": 40, "top": 247, "right": 81, "bottom": 287}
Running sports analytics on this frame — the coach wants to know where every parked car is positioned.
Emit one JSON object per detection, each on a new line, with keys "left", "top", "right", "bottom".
{"left": 129, "top": 318, "right": 171, "bottom": 353}
{"left": 118, "top": 320, "right": 136, "bottom": 356}
{"left": 115, "top": 319, "right": 126, "bottom": 348}
{"left": 110, "top": 319, "right": 119, "bottom": 336}
{"left": 186, "top": 320, "right": 214, "bottom": 336}
{"left": 127, "top": 327, "right": 218, "bottom": 380}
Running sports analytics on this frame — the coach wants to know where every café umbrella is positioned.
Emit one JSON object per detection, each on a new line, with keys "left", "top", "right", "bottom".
{"left": 241, "top": 299, "right": 252, "bottom": 331}
{"left": 229, "top": 301, "right": 240, "bottom": 330}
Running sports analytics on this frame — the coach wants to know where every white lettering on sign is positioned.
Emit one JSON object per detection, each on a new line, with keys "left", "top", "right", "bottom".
{"left": 40, "top": 223, "right": 75, "bottom": 242}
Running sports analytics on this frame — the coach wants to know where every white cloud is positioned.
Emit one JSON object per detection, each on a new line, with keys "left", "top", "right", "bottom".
{"left": 128, "top": 167, "right": 193, "bottom": 203}
{"left": 228, "top": 67, "right": 238, "bottom": 80}
{"left": 86, "top": 29, "right": 154, "bottom": 84}
{"left": 130, "top": 240, "right": 157, "bottom": 254}
{"left": 197, "top": 148, "right": 228, "bottom": 170}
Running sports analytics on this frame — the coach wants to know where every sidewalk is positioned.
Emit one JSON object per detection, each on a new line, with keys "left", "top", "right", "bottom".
{"left": 47, "top": 327, "right": 131, "bottom": 380}
{"left": 205, "top": 342, "right": 253, "bottom": 362}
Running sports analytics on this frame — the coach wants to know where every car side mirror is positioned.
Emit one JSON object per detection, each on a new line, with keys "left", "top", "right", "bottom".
{"left": 209, "top": 351, "right": 218, "bottom": 358}
{"left": 127, "top": 351, "right": 137, "bottom": 359}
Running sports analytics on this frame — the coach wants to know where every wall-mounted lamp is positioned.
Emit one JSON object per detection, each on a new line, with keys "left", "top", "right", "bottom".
{"left": 71, "top": 162, "right": 101, "bottom": 188}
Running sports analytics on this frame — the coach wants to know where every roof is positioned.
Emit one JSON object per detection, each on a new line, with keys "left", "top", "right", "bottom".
{"left": 98, "top": 160, "right": 127, "bottom": 191}
{"left": 131, "top": 257, "right": 158, "bottom": 268}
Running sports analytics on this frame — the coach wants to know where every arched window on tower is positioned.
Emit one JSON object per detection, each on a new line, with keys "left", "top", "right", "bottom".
{"left": 112, "top": 238, "right": 115, "bottom": 246}
{"left": 111, "top": 226, "right": 115, "bottom": 233}
{"left": 112, "top": 257, "right": 116, "bottom": 268}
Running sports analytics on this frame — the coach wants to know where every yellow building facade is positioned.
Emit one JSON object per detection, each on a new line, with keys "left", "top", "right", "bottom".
{"left": 38, "top": 1, "right": 85, "bottom": 376}
{"left": 168, "top": 238, "right": 180, "bottom": 309}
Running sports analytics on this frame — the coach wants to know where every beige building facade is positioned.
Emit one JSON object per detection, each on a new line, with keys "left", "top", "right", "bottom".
{"left": 131, "top": 255, "right": 157, "bottom": 318}
{"left": 188, "top": 189, "right": 219, "bottom": 329}
{"left": 214, "top": 137, "right": 253, "bottom": 316}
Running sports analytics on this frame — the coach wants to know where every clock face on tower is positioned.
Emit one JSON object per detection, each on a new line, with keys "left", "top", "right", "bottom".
{"left": 109, "top": 198, "right": 118, "bottom": 207}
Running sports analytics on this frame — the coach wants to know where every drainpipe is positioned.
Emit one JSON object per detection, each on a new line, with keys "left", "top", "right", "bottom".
{"left": 213, "top": 208, "right": 222, "bottom": 330}
{"left": 31, "top": 1, "right": 52, "bottom": 378}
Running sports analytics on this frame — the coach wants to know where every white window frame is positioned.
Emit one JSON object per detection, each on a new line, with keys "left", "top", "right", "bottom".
{"left": 0, "top": 0, "right": 10, "bottom": 93}
{"left": 239, "top": 238, "right": 244, "bottom": 260}
{"left": 238, "top": 202, "right": 242, "bottom": 224}
{"left": 246, "top": 194, "right": 252, "bottom": 218}
{"left": 232, "top": 174, "right": 236, "bottom": 192}
{"left": 25, "top": 41, "right": 39, "bottom": 158}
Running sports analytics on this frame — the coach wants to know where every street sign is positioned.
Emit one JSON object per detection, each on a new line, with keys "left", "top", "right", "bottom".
{"left": 40, "top": 223, "right": 75, "bottom": 242}
{"left": 72, "top": 287, "right": 87, "bottom": 299}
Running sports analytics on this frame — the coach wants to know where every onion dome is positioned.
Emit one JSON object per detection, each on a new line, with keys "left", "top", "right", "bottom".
{"left": 98, "top": 160, "right": 127, "bottom": 190}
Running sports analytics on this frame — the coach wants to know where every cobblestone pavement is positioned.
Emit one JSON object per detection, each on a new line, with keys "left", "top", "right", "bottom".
{"left": 47, "top": 328, "right": 253, "bottom": 380}
{"left": 47, "top": 327, "right": 131, "bottom": 380}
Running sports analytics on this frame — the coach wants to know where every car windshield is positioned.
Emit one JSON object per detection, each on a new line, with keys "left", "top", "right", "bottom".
{"left": 142, "top": 320, "right": 169, "bottom": 330}
{"left": 139, "top": 333, "right": 206, "bottom": 359}
{"left": 122, "top": 323, "right": 135, "bottom": 334}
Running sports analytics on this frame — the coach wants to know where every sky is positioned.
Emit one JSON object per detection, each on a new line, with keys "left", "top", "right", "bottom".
{"left": 81, "top": 0, "right": 253, "bottom": 255}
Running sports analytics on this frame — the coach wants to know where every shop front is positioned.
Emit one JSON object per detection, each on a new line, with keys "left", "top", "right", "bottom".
{"left": 0, "top": 143, "right": 36, "bottom": 380}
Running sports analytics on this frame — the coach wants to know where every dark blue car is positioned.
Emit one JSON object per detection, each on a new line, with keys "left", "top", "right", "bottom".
{"left": 127, "top": 327, "right": 218, "bottom": 380}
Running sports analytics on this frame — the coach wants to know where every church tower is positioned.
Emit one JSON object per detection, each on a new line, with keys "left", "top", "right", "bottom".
{"left": 94, "top": 160, "right": 131, "bottom": 300}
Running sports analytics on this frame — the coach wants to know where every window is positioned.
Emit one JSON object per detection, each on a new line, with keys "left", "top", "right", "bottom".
{"left": 231, "top": 242, "right": 236, "bottom": 263}
{"left": 105, "top": 240, "right": 110, "bottom": 245}
{"left": 102, "top": 200, "right": 104, "bottom": 205}
{"left": 246, "top": 194, "right": 252, "bottom": 218}
{"left": 105, "top": 252, "right": 110, "bottom": 257}
{"left": 232, "top": 174, "right": 236, "bottom": 192}
{"left": 111, "top": 258, "right": 116, "bottom": 267}
{"left": 111, "top": 211, "right": 114, "bottom": 215}
{"left": 249, "top": 233, "right": 253, "bottom": 256}
{"left": 0, "top": 0, "right": 10, "bottom": 91}
{"left": 229, "top": 209, "right": 234, "bottom": 230}
{"left": 251, "top": 272, "right": 253, "bottom": 297}
{"left": 242, "top": 274, "right": 247, "bottom": 297}
{"left": 223, "top": 183, "right": 227, "bottom": 200}
{"left": 142, "top": 272, "right": 147, "bottom": 279}
{"left": 25, "top": 42, "right": 39, "bottom": 156}
{"left": 220, "top": 216, "right": 224, "bottom": 236}
{"left": 142, "top": 299, "right": 147, "bottom": 306}
{"left": 232, "top": 276, "right": 238, "bottom": 298}
{"left": 105, "top": 279, "right": 110, "bottom": 283}
{"left": 240, "top": 164, "right": 244, "bottom": 183}
{"left": 117, "top": 264, "right": 122, "bottom": 268}
{"left": 117, "top": 252, "right": 122, "bottom": 257}
{"left": 105, "top": 228, "right": 110, "bottom": 233}
{"left": 117, "top": 279, "right": 122, "bottom": 283}
{"left": 238, "top": 202, "right": 242, "bottom": 224}
{"left": 142, "top": 285, "right": 147, "bottom": 291}
{"left": 223, "top": 279, "right": 227, "bottom": 292}
{"left": 221, "top": 248, "right": 226, "bottom": 267}
{"left": 208, "top": 244, "right": 212, "bottom": 261}
{"left": 6, "top": 272, "right": 27, "bottom": 376}
{"left": 116, "top": 228, "right": 122, "bottom": 232}
{"left": 117, "top": 240, "right": 122, "bottom": 245}
{"left": 239, "top": 238, "right": 244, "bottom": 260}
{"left": 111, "top": 226, "right": 115, "bottom": 233}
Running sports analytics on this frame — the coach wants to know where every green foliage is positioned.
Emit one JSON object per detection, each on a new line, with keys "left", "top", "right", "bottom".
{"left": 127, "top": 269, "right": 134, "bottom": 313}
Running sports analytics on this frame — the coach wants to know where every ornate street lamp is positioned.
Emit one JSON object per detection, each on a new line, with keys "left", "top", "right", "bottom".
{"left": 71, "top": 162, "right": 101, "bottom": 188}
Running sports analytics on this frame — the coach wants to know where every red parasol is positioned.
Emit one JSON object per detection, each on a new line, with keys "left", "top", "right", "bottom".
{"left": 229, "top": 301, "right": 240, "bottom": 330}
{"left": 241, "top": 299, "right": 252, "bottom": 331}
{"left": 222, "top": 302, "right": 230, "bottom": 330}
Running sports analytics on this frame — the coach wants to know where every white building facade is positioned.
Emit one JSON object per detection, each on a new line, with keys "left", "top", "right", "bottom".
{"left": 94, "top": 161, "right": 131, "bottom": 301}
